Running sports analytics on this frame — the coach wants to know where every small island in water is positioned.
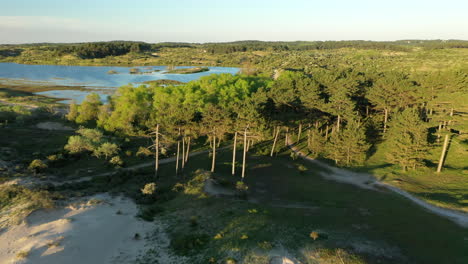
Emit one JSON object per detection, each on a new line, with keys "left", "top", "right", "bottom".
{"left": 165, "top": 67, "right": 209, "bottom": 74}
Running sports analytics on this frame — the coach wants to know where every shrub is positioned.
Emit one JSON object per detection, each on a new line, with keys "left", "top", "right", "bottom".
{"left": 225, "top": 257, "right": 237, "bottom": 264}
{"left": 28, "top": 159, "right": 47, "bottom": 174}
{"left": 64, "top": 135, "right": 93, "bottom": 154}
{"left": 310, "top": 231, "right": 319, "bottom": 240}
{"left": 296, "top": 163, "right": 308, "bottom": 173}
{"left": 136, "top": 146, "right": 152, "bottom": 157}
{"left": 236, "top": 181, "right": 248, "bottom": 192}
{"left": 16, "top": 250, "right": 30, "bottom": 259}
{"left": 94, "top": 142, "right": 119, "bottom": 159}
{"left": 109, "top": 156, "right": 123, "bottom": 167}
{"left": 47, "top": 154, "right": 60, "bottom": 162}
{"left": 141, "top": 182, "right": 157, "bottom": 195}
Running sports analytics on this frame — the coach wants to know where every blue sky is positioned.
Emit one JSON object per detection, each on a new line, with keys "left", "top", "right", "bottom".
{"left": 1, "top": 0, "right": 467, "bottom": 43}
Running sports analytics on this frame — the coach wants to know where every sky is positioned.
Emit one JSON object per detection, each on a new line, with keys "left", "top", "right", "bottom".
{"left": 1, "top": 0, "right": 467, "bottom": 44}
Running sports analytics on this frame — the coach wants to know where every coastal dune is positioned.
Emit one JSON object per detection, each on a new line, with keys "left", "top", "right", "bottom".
{"left": 0, "top": 194, "right": 152, "bottom": 264}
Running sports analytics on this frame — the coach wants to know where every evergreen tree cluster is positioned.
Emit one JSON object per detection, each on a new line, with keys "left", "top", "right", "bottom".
{"left": 67, "top": 67, "right": 466, "bottom": 172}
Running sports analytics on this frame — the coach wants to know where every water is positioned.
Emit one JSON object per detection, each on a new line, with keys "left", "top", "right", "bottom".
{"left": 0, "top": 63, "right": 239, "bottom": 103}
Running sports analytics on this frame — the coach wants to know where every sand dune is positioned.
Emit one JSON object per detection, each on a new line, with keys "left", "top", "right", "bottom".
{"left": 0, "top": 194, "right": 153, "bottom": 264}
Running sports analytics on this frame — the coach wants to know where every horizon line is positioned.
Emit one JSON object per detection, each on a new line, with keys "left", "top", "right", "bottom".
{"left": 1, "top": 39, "right": 468, "bottom": 45}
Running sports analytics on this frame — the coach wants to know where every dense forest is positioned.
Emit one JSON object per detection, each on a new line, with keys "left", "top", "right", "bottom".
{"left": 65, "top": 66, "right": 467, "bottom": 177}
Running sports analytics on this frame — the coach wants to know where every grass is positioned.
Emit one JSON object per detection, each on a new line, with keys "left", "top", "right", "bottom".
{"left": 93, "top": 145, "right": 467, "bottom": 264}
{"left": 292, "top": 129, "right": 468, "bottom": 212}
{"left": 2, "top": 93, "right": 467, "bottom": 263}
{"left": 362, "top": 134, "right": 468, "bottom": 212}
{"left": 0, "top": 185, "right": 56, "bottom": 228}
{"left": 2, "top": 125, "right": 467, "bottom": 263}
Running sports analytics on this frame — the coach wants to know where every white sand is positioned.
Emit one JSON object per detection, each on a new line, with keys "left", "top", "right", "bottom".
{"left": 0, "top": 194, "right": 153, "bottom": 264}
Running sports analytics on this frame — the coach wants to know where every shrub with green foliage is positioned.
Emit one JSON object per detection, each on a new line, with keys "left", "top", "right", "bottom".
{"left": 94, "top": 142, "right": 120, "bottom": 159}
{"left": 141, "top": 182, "right": 157, "bottom": 195}
{"left": 28, "top": 159, "right": 48, "bottom": 174}
{"left": 109, "top": 156, "right": 124, "bottom": 167}
{"left": 64, "top": 127, "right": 120, "bottom": 161}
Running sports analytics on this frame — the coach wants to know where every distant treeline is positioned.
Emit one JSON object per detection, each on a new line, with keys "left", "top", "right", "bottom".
{"left": 48, "top": 41, "right": 152, "bottom": 59}
{"left": 1, "top": 40, "right": 467, "bottom": 59}
{"left": 201, "top": 40, "right": 468, "bottom": 54}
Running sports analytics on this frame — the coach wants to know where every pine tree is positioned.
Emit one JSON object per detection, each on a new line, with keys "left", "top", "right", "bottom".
{"left": 66, "top": 100, "right": 79, "bottom": 121}
{"left": 307, "top": 127, "right": 325, "bottom": 158}
{"left": 326, "top": 119, "right": 369, "bottom": 166}
{"left": 385, "top": 108, "right": 428, "bottom": 171}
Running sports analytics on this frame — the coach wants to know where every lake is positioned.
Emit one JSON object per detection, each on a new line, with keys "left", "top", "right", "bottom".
{"left": 0, "top": 63, "right": 239, "bottom": 103}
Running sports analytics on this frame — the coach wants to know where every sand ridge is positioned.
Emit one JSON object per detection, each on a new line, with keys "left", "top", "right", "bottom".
{"left": 0, "top": 194, "right": 153, "bottom": 264}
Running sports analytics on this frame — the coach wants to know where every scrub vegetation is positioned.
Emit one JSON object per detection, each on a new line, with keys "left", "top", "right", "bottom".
{"left": 0, "top": 40, "right": 467, "bottom": 264}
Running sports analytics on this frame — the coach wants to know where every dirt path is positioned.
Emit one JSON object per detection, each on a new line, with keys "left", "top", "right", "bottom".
{"left": 288, "top": 142, "right": 468, "bottom": 228}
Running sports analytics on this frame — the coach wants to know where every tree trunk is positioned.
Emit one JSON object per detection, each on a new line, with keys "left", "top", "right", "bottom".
{"left": 346, "top": 147, "right": 350, "bottom": 166}
{"left": 285, "top": 127, "right": 289, "bottom": 146}
{"left": 181, "top": 136, "right": 185, "bottom": 170}
{"left": 232, "top": 131, "right": 237, "bottom": 176}
{"left": 307, "top": 128, "right": 311, "bottom": 149}
{"left": 154, "top": 124, "right": 159, "bottom": 178}
{"left": 448, "top": 108, "right": 454, "bottom": 125}
{"left": 185, "top": 137, "right": 190, "bottom": 162}
{"left": 242, "top": 127, "right": 247, "bottom": 180}
{"left": 383, "top": 108, "right": 388, "bottom": 133}
{"left": 437, "top": 134, "right": 450, "bottom": 173}
{"left": 437, "top": 122, "right": 442, "bottom": 143}
{"left": 176, "top": 140, "right": 180, "bottom": 175}
{"left": 211, "top": 135, "right": 216, "bottom": 173}
{"left": 325, "top": 124, "right": 329, "bottom": 140}
{"left": 296, "top": 123, "right": 302, "bottom": 144}
{"left": 270, "top": 127, "right": 280, "bottom": 157}
{"left": 336, "top": 115, "right": 341, "bottom": 133}
{"left": 366, "top": 105, "right": 369, "bottom": 116}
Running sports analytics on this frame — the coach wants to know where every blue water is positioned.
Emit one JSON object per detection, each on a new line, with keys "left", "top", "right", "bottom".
{"left": 0, "top": 63, "right": 239, "bottom": 103}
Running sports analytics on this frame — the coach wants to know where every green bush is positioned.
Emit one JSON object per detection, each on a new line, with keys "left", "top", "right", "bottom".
{"left": 28, "top": 159, "right": 48, "bottom": 174}
{"left": 141, "top": 182, "right": 157, "bottom": 195}
{"left": 136, "top": 146, "right": 152, "bottom": 157}
{"left": 109, "top": 156, "right": 124, "bottom": 167}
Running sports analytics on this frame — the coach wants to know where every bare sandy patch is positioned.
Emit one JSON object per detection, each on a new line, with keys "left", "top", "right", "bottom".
{"left": 0, "top": 194, "right": 153, "bottom": 264}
